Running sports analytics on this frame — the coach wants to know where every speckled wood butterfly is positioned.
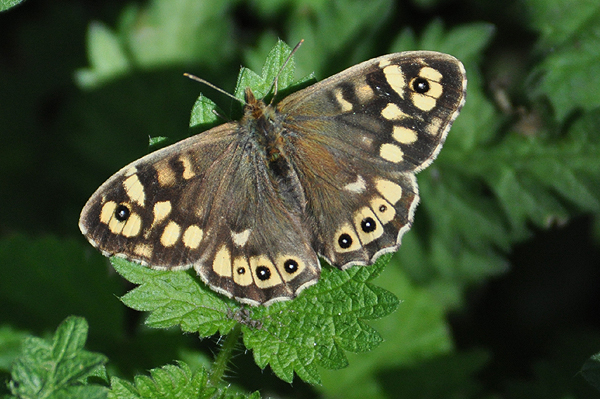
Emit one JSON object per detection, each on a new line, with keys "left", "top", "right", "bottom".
{"left": 79, "top": 45, "right": 466, "bottom": 306}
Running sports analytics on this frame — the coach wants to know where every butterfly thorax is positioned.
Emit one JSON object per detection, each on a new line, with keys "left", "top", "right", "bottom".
{"left": 242, "top": 87, "right": 285, "bottom": 163}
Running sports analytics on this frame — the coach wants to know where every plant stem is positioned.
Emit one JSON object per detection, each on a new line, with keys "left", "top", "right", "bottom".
{"left": 208, "top": 324, "right": 242, "bottom": 386}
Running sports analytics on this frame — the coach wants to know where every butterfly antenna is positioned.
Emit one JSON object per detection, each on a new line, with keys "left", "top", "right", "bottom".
{"left": 183, "top": 73, "right": 246, "bottom": 106}
{"left": 269, "top": 39, "right": 304, "bottom": 105}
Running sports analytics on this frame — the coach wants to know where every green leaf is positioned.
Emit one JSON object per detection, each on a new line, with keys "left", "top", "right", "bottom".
{"left": 317, "top": 264, "right": 452, "bottom": 399}
{"left": 581, "top": 352, "right": 600, "bottom": 392}
{"left": 234, "top": 39, "right": 296, "bottom": 100}
{"left": 75, "top": 21, "right": 131, "bottom": 89}
{"left": 241, "top": 255, "right": 398, "bottom": 385}
{"left": 524, "top": 0, "right": 600, "bottom": 47}
{"left": 113, "top": 258, "right": 238, "bottom": 337}
{"left": 8, "top": 316, "right": 108, "bottom": 399}
{"left": 531, "top": 29, "right": 600, "bottom": 121}
{"left": 114, "top": 253, "right": 398, "bottom": 385}
{"left": 0, "top": 0, "right": 25, "bottom": 12}
{"left": 108, "top": 361, "right": 260, "bottom": 399}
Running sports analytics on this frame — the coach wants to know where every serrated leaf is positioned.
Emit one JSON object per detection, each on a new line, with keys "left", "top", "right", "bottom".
{"left": 113, "top": 258, "right": 237, "bottom": 337}
{"left": 532, "top": 31, "right": 600, "bottom": 120}
{"left": 0, "top": 0, "right": 25, "bottom": 12}
{"left": 234, "top": 40, "right": 296, "bottom": 100}
{"left": 189, "top": 94, "right": 221, "bottom": 129}
{"left": 113, "top": 254, "right": 398, "bottom": 386}
{"left": 318, "top": 263, "right": 453, "bottom": 399}
{"left": 241, "top": 255, "right": 398, "bottom": 385}
{"left": 9, "top": 316, "right": 108, "bottom": 399}
{"left": 108, "top": 361, "right": 259, "bottom": 399}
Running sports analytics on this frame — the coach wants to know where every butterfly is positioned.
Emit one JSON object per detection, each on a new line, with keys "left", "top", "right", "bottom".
{"left": 79, "top": 45, "right": 467, "bottom": 306}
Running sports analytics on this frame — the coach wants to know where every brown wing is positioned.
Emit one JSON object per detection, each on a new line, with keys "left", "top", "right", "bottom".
{"left": 277, "top": 51, "right": 467, "bottom": 268}
{"left": 79, "top": 123, "right": 319, "bottom": 305}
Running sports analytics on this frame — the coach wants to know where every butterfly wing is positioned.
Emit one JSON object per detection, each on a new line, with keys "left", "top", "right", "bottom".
{"left": 277, "top": 51, "right": 466, "bottom": 267}
{"left": 79, "top": 123, "right": 319, "bottom": 305}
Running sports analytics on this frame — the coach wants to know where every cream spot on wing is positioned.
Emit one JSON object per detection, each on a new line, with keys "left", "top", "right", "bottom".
{"left": 380, "top": 143, "right": 404, "bottom": 163}
{"left": 213, "top": 245, "right": 232, "bottom": 277}
{"left": 160, "top": 221, "right": 181, "bottom": 247}
{"left": 344, "top": 175, "right": 366, "bottom": 194}
{"left": 412, "top": 92, "right": 437, "bottom": 111}
{"left": 153, "top": 201, "right": 172, "bottom": 226}
{"left": 100, "top": 201, "right": 118, "bottom": 225}
{"left": 353, "top": 206, "right": 384, "bottom": 245}
{"left": 231, "top": 229, "right": 251, "bottom": 247}
{"left": 426, "top": 80, "right": 443, "bottom": 99}
{"left": 180, "top": 156, "right": 195, "bottom": 179}
{"left": 334, "top": 88, "right": 353, "bottom": 112}
{"left": 427, "top": 116, "right": 444, "bottom": 136}
{"left": 155, "top": 161, "right": 176, "bottom": 186}
{"left": 334, "top": 223, "right": 362, "bottom": 253}
{"left": 393, "top": 126, "right": 418, "bottom": 144}
{"left": 419, "top": 66, "right": 443, "bottom": 81}
{"left": 383, "top": 64, "right": 405, "bottom": 99}
{"left": 355, "top": 82, "right": 374, "bottom": 103}
{"left": 379, "top": 58, "right": 391, "bottom": 68}
{"left": 276, "top": 255, "right": 306, "bottom": 282}
{"left": 250, "top": 256, "right": 282, "bottom": 288}
{"left": 124, "top": 166, "right": 137, "bottom": 177}
{"left": 233, "top": 257, "right": 253, "bottom": 286}
{"left": 375, "top": 179, "right": 403, "bottom": 204}
{"left": 182, "top": 225, "right": 203, "bottom": 249}
{"left": 370, "top": 196, "right": 396, "bottom": 224}
{"left": 123, "top": 174, "right": 145, "bottom": 206}
{"left": 117, "top": 212, "right": 142, "bottom": 237}
{"left": 381, "top": 103, "right": 409, "bottom": 120}
{"left": 133, "top": 243, "right": 153, "bottom": 258}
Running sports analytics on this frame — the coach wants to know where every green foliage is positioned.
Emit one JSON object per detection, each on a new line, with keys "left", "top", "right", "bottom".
{"left": 2, "top": 0, "right": 600, "bottom": 398}
{"left": 8, "top": 317, "right": 108, "bottom": 399}
{"left": 109, "top": 361, "right": 260, "bottom": 399}
{"left": 113, "top": 251, "right": 398, "bottom": 385}
{"left": 0, "top": 0, "right": 25, "bottom": 12}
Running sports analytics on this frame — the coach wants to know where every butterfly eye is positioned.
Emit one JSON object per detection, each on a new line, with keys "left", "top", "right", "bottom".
{"left": 283, "top": 259, "right": 299, "bottom": 274}
{"left": 338, "top": 233, "right": 353, "bottom": 249}
{"left": 360, "top": 217, "right": 377, "bottom": 233}
{"left": 412, "top": 77, "right": 430, "bottom": 94}
{"left": 256, "top": 265, "right": 271, "bottom": 280}
{"left": 115, "top": 204, "right": 131, "bottom": 221}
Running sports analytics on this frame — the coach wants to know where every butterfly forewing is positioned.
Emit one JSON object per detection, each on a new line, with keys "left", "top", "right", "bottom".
{"left": 80, "top": 49, "right": 466, "bottom": 305}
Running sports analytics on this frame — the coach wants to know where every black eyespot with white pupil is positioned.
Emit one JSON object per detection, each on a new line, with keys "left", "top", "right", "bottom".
{"left": 361, "top": 217, "right": 377, "bottom": 233}
{"left": 338, "top": 233, "right": 353, "bottom": 249}
{"left": 379, "top": 204, "right": 387, "bottom": 212}
{"left": 284, "top": 259, "right": 299, "bottom": 274}
{"left": 413, "top": 77, "right": 430, "bottom": 94}
{"left": 256, "top": 265, "right": 271, "bottom": 281}
{"left": 115, "top": 205, "right": 130, "bottom": 221}
{"left": 237, "top": 267, "right": 245, "bottom": 275}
